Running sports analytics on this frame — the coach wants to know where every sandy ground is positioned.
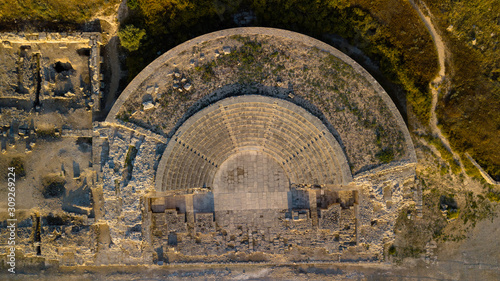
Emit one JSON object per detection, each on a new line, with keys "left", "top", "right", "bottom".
{"left": 0, "top": 137, "right": 92, "bottom": 217}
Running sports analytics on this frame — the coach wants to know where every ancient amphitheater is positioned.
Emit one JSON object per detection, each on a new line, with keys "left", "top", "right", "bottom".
{"left": 1, "top": 27, "right": 421, "bottom": 266}
{"left": 92, "top": 27, "right": 420, "bottom": 264}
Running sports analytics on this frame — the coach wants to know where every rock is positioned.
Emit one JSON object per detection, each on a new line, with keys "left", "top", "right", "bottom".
{"left": 184, "top": 83, "right": 192, "bottom": 91}
{"left": 143, "top": 100, "right": 155, "bottom": 110}
{"left": 223, "top": 46, "right": 231, "bottom": 54}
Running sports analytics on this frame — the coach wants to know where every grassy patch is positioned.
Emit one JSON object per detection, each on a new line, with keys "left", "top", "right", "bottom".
{"left": 391, "top": 203, "right": 442, "bottom": 261}
{"left": 460, "top": 192, "right": 496, "bottom": 228}
{"left": 486, "top": 190, "right": 500, "bottom": 203}
{"left": 194, "top": 60, "right": 217, "bottom": 82}
{"left": 462, "top": 153, "right": 485, "bottom": 181}
{"left": 216, "top": 39, "right": 268, "bottom": 83}
{"left": 376, "top": 147, "right": 394, "bottom": 163}
{"left": 423, "top": 135, "right": 461, "bottom": 174}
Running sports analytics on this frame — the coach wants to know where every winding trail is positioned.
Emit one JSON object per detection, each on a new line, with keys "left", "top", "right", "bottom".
{"left": 408, "top": 0, "right": 465, "bottom": 173}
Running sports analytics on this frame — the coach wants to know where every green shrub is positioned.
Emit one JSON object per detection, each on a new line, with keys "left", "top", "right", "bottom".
{"left": 388, "top": 245, "right": 396, "bottom": 256}
{"left": 119, "top": 25, "right": 147, "bottom": 52}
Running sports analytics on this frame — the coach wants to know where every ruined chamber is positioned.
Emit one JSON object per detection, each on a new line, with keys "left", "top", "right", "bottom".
{"left": 91, "top": 27, "right": 420, "bottom": 264}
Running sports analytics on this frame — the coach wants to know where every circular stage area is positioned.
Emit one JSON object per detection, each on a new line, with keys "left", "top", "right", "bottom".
{"left": 213, "top": 150, "right": 289, "bottom": 211}
{"left": 155, "top": 95, "right": 351, "bottom": 192}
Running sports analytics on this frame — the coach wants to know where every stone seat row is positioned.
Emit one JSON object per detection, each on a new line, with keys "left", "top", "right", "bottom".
{"left": 160, "top": 102, "right": 345, "bottom": 190}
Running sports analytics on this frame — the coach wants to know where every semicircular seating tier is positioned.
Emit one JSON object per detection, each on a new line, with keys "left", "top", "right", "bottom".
{"left": 107, "top": 27, "right": 417, "bottom": 179}
{"left": 155, "top": 95, "right": 352, "bottom": 191}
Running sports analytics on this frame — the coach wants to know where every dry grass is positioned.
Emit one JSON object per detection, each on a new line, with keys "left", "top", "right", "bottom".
{"left": 426, "top": 0, "right": 500, "bottom": 180}
{"left": 0, "top": 0, "right": 120, "bottom": 27}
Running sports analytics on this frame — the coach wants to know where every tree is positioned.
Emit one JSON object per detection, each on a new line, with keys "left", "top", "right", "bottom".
{"left": 118, "top": 25, "right": 146, "bottom": 52}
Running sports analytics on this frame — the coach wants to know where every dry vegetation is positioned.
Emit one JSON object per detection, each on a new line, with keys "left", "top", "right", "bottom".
{"left": 120, "top": 0, "right": 498, "bottom": 180}
{"left": 0, "top": 0, "right": 120, "bottom": 30}
{"left": 425, "top": 0, "right": 500, "bottom": 180}
{"left": 0, "top": 1, "right": 494, "bottom": 179}
{"left": 121, "top": 0, "right": 438, "bottom": 125}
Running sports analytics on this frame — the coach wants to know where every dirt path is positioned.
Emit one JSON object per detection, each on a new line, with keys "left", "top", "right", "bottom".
{"left": 408, "top": 0, "right": 466, "bottom": 174}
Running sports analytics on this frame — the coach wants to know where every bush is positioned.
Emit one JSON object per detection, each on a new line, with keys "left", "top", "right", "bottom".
{"left": 41, "top": 174, "right": 66, "bottom": 198}
{"left": 9, "top": 157, "right": 26, "bottom": 178}
{"left": 118, "top": 25, "right": 147, "bottom": 52}
{"left": 388, "top": 244, "right": 396, "bottom": 256}
{"left": 124, "top": 145, "right": 138, "bottom": 181}
{"left": 36, "top": 127, "right": 60, "bottom": 138}
{"left": 376, "top": 148, "right": 394, "bottom": 163}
